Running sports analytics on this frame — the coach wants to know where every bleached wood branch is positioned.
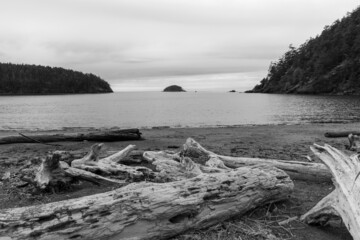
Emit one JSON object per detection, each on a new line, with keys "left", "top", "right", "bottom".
{"left": 301, "top": 144, "right": 360, "bottom": 240}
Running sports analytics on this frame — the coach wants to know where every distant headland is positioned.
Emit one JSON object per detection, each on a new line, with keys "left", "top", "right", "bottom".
{"left": 163, "top": 85, "right": 186, "bottom": 92}
{"left": 0, "top": 62, "right": 113, "bottom": 95}
{"left": 247, "top": 6, "right": 360, "bottom": 95}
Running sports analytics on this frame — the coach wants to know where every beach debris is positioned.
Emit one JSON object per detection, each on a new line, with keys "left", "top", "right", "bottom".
{"left": 167, "top": 145, "right": 180, "bottom": 149}
{"left": 71, "top": 144, "right": 154, "bottom": 181}
{"left": 1, "top": 171, "right": 10, "bottom": 181}
{"left": 179, "top": 138, "right": 332, "bottom": 182}
{"left": 305, "top": 155, "right": 313, "bottom": 162}
{"left": 17, "top": 143, "right": 153, "bottom": 192}
{"left": 14, "top": 137, "right": 332, "bottom": 194}
{"left": 143, "top": 151, "right": 226, "bottom": 181}
{"left": 278, "top": 216, "right": 298, "bottom": 226}
{"left": 15, "top": 180, "right": 29, "bottom": 188}
{"left": 348, "top": 133, "right": 360, "bottom": 151}
{"left": 0, "top": 161, "right": 293, "bottom": 240}
{"left": 0, "top": 128, "right": 142, "bottom": 145}
{"left": 20, "top": 150, "right": 125, "bottom": 191}
{"left": 0, "top": 138, "right": 298, "bottom": 239}
{"left": 325, "top": 130, "right": 360, "bottom": 138}
{"left": 301, "top": 144, "right": 360, "bottom": 240}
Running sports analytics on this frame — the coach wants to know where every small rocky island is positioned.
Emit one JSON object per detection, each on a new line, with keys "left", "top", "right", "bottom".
{"left": 0, "top": 62, "right": 113, "bottom": 95}
{"left": 163, "top": 85, "right": 186, "bottom": 92}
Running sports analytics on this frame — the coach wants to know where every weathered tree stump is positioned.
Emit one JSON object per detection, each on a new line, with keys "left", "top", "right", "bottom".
{"left": 0, "top": 164, "right": 293, "bottom": 240}
{"left": 181, "top": 138, "right": 332, "bottom": 182}
{"left": 33, "top": 152, "right": 72, "bottom": 190}
{"left": 301, "top": 144, "right": 360, "bottom": 240}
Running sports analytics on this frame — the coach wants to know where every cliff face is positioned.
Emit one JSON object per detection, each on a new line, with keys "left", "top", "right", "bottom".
{"left": 0, "top": 63, "right": 113, "bottom": 95}
{"left": 247, "top": 6, "right": 360, "bottom": 95}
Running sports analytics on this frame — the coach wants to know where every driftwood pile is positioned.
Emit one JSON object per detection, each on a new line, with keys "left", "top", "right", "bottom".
{"left": 1, "top": 136, "right": 359, "bottom": 239}
{"left": 0, "top": 138, "right": 295, "bottom": 240}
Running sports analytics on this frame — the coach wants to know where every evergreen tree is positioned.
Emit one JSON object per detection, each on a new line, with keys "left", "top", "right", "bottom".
{"left": 248, "top": 6, "right": 360, "bottom": 95}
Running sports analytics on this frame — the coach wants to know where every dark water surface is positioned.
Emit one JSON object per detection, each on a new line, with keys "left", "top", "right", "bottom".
{"left": 1, "top": 92, "right": 360, "bottom": 130}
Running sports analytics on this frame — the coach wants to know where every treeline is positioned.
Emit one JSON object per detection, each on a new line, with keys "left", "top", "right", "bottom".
{"left": 0, "top": 63, "right": 113, "bottom": 94}
{"left": 248, "top": 6, "right": 360, "bottom": 95}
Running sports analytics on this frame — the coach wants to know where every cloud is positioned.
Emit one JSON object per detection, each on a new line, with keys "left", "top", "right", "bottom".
{"left": 0, "top": 0, "right": 358, "bottom": 90}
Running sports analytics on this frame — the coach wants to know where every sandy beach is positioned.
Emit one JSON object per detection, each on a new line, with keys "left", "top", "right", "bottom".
{"left": 0, "top": 123, "right": 357, "bottom": 239}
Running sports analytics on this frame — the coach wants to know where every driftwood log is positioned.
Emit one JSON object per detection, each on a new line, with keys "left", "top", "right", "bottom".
{"left": 143, "top": 151, "right": 228, "bottom": 181}
{"left": 71, "top": 143, "right": 154, "bottom": 181}
{"left": 177, "top": 138, "right": 332, "bottom": 182}
{"left": 20, "top": 151, "right": 125, "bottom": 190}
{"left": 0, "top": 129, "right": 142, "bottom": 145}
{"left": 0, "top": 164, "right": 293, "bottom": 240}
{"left": 20, "top": 143, "right": 158, "bottom": 191}
{"left": 325, "top": 131, "right": 360, "bottom": 138}
{"left": 301, "top": 144, "right": 360, "bottom": 240}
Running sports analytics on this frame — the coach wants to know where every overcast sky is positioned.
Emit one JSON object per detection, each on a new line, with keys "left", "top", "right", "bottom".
{"left": 0, "top": 0, "right": 359, "bottom": 91}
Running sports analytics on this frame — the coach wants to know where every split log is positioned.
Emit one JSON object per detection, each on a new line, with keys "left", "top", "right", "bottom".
{"left": 325, "top": 131, "right": 360, "bottom": 138}
{"left": 21, "top": 151, "right": 124, "bottom": 190}
{"left": 301, "top": 144, "right": 360, "bottom": 240}
{"left": 0, "top": 165, "right": 293, "bottom": 240}
{"left": 181, "top": 138, "right": 332, "bottom": 182}
{"left": 0, "top": 129, "right": 142, "bottom": 145}
{"left": 71, "top": 144, "right": 154, "bottom": 181}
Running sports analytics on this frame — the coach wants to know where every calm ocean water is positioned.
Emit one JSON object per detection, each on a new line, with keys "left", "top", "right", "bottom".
{"left": 1, "top": 92, "right": 360, "bottom": 131}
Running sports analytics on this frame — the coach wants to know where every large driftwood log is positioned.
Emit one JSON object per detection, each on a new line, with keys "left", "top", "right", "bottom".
{"left": 0, "top": 165, "right": 293, "bottom": 240}
{"left": 181, "top": 138, "right": 332, "bottom": 182}
{"left": 301, "top": 144, "right": 360, "bottom": 240}
{"left": 0, "top": 129, "right": 142, "bottom": 145}
{"left": 325, "top": 131, "right": 360, "bottom": 138}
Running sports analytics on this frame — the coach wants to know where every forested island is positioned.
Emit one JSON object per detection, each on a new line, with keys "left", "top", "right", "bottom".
{"left": 247, "top": 6, "right": 360, "bottom": 95}
{"left": 0, "top": 63, "right": 113, "bottom": 95}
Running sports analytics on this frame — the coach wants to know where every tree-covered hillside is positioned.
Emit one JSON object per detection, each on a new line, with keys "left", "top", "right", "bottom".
{"left": 0, "top": 63, "right": 113, "bottom": 94}
{"left": 247, "top": 6, "right": 360, "bottom": 95}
